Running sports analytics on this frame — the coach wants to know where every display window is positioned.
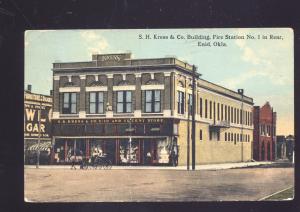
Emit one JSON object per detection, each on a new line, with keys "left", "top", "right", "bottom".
{"left": 119, "top": 139, "right": 139, "bottom": 164}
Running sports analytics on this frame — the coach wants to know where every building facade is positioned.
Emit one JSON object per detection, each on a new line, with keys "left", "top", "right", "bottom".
{"left": 51, "top": 53, "right": 254, "bottom": 165}
{"left": 276, "top": 135, "right": 287, "bottom": 159}
{"left": 24, "top": 87, "right": 53, "bottom": 164}
{"left": 253, "top": 102, "right": 276, "bottom": 161}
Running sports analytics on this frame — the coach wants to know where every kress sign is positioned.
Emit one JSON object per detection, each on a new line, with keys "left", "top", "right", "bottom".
{"left": 24, "top": 103, "right": 52, "bottom": 139}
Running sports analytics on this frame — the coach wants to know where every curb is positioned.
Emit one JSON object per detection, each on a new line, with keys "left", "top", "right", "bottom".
{"left": 24, "top": 161, "right": 276, "bottom": 171}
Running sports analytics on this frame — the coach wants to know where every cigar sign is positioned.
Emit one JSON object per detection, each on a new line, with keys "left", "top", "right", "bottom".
{"left": 24, "top": 92, "right": 52, "bottom": 139}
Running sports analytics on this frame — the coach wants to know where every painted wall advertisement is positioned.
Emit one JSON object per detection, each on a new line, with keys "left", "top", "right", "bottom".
{"left": 24, "top": 92, "right": 52, "bottom": 139}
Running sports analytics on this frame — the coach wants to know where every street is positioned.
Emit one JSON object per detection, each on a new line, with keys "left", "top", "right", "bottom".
{"left": 24, "top": 167, "right": 294, "bottom": 202}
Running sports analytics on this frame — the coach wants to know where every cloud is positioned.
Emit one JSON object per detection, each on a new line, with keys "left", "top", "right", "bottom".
{"left": 221, "top": 29, "right": 293, "bottom": 90}
{"left": 80, "top": 31, "right": 109, "bottom": 55}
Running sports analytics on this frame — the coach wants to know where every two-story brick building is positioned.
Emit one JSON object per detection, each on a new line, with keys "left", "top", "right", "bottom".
{"left": 51, "top": 53, "right": 254, "bottom": 165}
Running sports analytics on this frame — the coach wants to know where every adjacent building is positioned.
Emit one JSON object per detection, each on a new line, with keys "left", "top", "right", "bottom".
{"left": 276, "top": 135, "right": 295, "bottom": 162}
{"left": 51, "top": 53, "right": 254, "bottom": 165}
{"left": 276, "top": 135, "right": 287, "bottom": 159}
{"left": 24, "top": 86, "right": 53, "bottom": 164}
{"left": 253, "top": 102, "right": 276, "bottom": 161}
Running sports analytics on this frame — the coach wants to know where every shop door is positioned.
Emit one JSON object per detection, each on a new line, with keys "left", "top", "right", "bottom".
{"left": 143, "top": 140, "right": 152, "bottom": 165}
{"left": 104, "top": 140, "right": 116, "bottom": 164}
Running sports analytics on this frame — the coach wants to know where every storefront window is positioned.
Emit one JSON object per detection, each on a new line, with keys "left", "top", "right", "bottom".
{"left": 119, "top": 139, "right": 139, "bottom": 164}
{"left": 157, "top": 139, "right": 169, "bottom": 164}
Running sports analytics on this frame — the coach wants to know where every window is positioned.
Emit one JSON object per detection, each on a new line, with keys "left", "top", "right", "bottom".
{"left": 209, "top": 101, "right": 212, "bottom": 119}
{"left": 89, "top": 92, "right": 104, "bottom": 114}
{"left": 231, "top": 107, "right": 233, "bottom": 123}
{"left": 231, "top": 133, "right": 233, "bottom": 141}
{"left": 217, "top": 103, "right": 220, "bottom": 120}
{"left": 200, "top": 130, "right": 203, "bottom": 141}
{"left": 240, "top": 134, "right": 243, "bottom": 142}
{"left": 188, "top": 94, "right": 193, "bottom": 114}
{"left": 213, "top": 102, "right": 216, "bottom": 121}
{"left": 200, "top": 98, "right": 203, "bottom": 117}
{"left": 177, "top": 91, "right": 185, "bottom": 114}
{"left": 145, "top": 90, "right": 161, "bottom": 113}
{"left": 225, "top": 132, "right": 227, "bottom": 141}
{"left": 209, "top": 130, "right": 212, "bottom": 140}
{"left": 228, "top": 106, "right": 230, "bottom": 122}
{"left": 117, "top": 91, "right": 132, "bottom": 113}
{"left": 217, "top": 131, "right": 220, "bottom": 141}
{"left": 237, "top": 109, "right": 239, "bottom": 124}
{"left": 237, "top": 133, "right": 239, "bottom": 142}
{"left": 225, "top": 105, "right": 227, "bottom": 121}
{"left": 62, "top": 92, "right": 77, "bottom": 114}
{"left": 234, "top": 133, "right": 236, "bottom": 142}
{"left": 221, "top": 104, "right": 223, "bottom": 120}
{"left": 205, "top": 99, "right": 208, "bottom": 118}
{"left": 234, "top": 108, "right": 236, "bottom": 123}
{"left": 248, "top": 112, "right": 250, "bottom": 125}
{"left": 240, "top": 110, "right": 243, "bottom": 124}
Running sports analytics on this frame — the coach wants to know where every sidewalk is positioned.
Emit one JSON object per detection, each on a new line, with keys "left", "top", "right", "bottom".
{"left": 24, "top": 161, "right": 274, "bottom": 171}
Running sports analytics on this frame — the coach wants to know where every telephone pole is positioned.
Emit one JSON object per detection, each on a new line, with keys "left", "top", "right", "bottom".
{"left": 36, "top": 95, "right": 42, "bottom": 168}
{"left": 191, "top": 65, "right": 196, "bottom": 170}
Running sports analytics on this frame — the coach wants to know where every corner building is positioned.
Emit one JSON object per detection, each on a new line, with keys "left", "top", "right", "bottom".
{"left": 51, "top": 53, "right": 254, "bottom": 165}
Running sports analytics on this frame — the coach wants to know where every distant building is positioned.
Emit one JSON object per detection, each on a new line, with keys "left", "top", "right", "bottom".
{"left": 286, "top": 135, "right": 295, "bottom": 162}
{"left": 253, "top": 102, "right": 276, "bottom": 161}
{"left": 24, "top": 85, "right": 53, "bottom": 165}
{"left": 276, "top": 135, "right": 287, "bottom": 159}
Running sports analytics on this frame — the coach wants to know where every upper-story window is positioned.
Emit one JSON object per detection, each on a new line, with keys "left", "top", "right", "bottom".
{"left": 205, "top": 99, "right": 208, "bottom": 118}
{"left": 145, "top": 90, "right": 161, "bottom": 113}
{"left": 188, "top": 94, "right": 193, "bottom": 114}
{"left": 209, "top": 101, "right": 212, "bottom": 119}
{"left": 63, "top": 92, "right": 77, "bottom": 114}
{"left": 177, "top": 91, "right": 185, "bottom": 114}
{"left": 200, "top": 98, "right": 203, "bottom": 117}
{"left": 89, "top": 92, "right": 104, "bottom": 114}
{"left": 117, "top": 91, "right": 132, "bottom": 113}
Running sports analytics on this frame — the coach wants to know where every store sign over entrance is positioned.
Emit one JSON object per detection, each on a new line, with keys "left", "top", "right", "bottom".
{"left": 53, "top": 118, "right": 165, "bottom": 124}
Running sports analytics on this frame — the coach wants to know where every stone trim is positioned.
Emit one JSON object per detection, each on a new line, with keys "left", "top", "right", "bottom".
{"left": 79, "top": 111, "right": 86, "bottom": 118}
{"left": 113, "top": 85, "right": 136, "bottom": 91}
{"left": 59, "top": 87, "right": 80, "bottom": 92}
{"left": 134, "top": 110, "right": 142, "bottom": 117}
{"left": 85, "top": 86, "right": 108, "bottom": 92}
{"left": 52, "top": 112, "right": 60, "bottom": 119}
{"left": 106, "top": 74, "right": 114, "bottom": 79}
{"left": 53, "top": 75, "right": 60, "bottom": 81}
{"left": 141, "top": 84, "right": 164, "bottom": 90}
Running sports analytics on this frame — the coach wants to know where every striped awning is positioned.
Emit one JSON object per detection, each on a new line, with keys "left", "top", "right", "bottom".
{"left": 27, "top": 142, "right": 51, "bottom": 151}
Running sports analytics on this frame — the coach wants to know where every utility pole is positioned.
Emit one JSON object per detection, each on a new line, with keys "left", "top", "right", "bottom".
{"left": 191, "top": 65, "right": 196, "bottom": 170}
{"left": 36, "top": 95, "right": 41, "bottom": 168}
{"left": 129, "top": 118, "right": 132, "bottom": 165}
{"left": 187, "top": 96, "right": 190, "bottom": 171}
{"left": 240, "top": 89, "right": 244, "bottom": 162}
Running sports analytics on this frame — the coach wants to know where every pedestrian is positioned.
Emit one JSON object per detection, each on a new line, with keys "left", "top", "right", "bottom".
{"left": 146, "top": 151, "right": 151, "bottom": 165}
{"left": 70, "top": 156, "right": 76, "bottom": 170}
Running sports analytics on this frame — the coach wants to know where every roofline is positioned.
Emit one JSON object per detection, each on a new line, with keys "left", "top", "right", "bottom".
{"left": 198, "top": 78, "right": 253, "bottom": 102}
{"left": 24, "top": 90, "right": 53, "bottom": 98}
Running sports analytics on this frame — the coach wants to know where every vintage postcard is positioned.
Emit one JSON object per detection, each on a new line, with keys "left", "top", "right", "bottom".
{"left": 24, "top": 28, "right": 294, "bottom": 202}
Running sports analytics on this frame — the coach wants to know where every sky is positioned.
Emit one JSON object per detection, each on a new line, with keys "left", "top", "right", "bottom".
{"left": 25, "top": 28, "right": 294, "bottom": 135}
